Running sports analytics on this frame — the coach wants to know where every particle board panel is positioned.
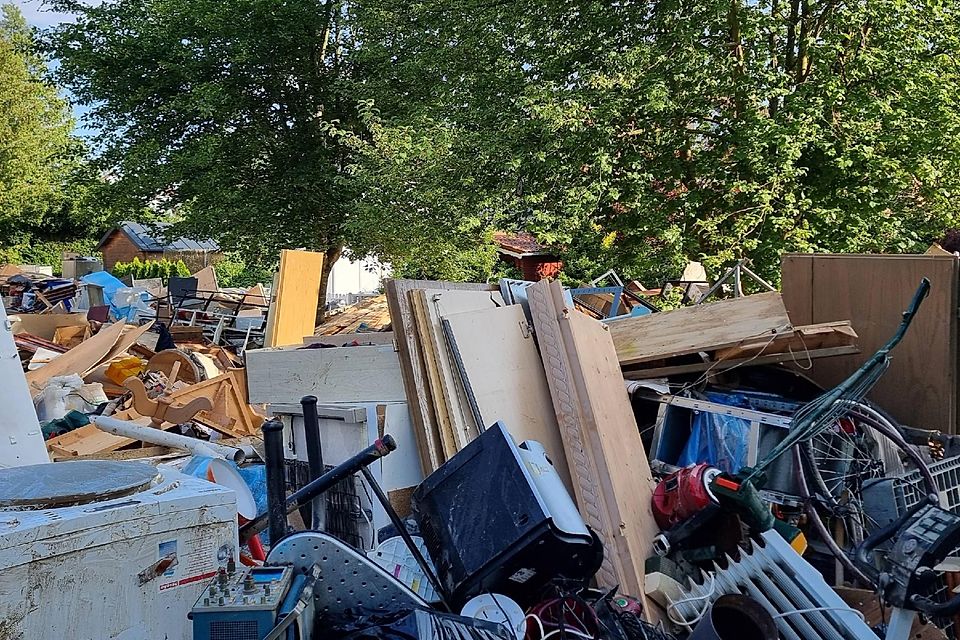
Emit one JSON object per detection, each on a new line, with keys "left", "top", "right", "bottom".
{"left": 444, "top": 304, "right": 573, "bottom": 493}
{"left": 529, "top": 279, "right": 657, "bottom": 618}
{"left": 384, "top": 278, "right": 495, "bottom": 474}
{"left": 781, "top": 253, "right": 959, "bottom": 433}
{"left": 421, "top": 289, "right": 505, "bottom": 450}
{"left": 264, "top": 249, "right": 324, "bottom": 348}
{"left": 607, "top": 292, "right": 793, "bottom": 367}
{"left": 245, "top": 344, "right": 405, "bottom": 405}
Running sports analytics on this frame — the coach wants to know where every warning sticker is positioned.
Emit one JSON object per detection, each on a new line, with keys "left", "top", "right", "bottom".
{"left": 158, "top": 534, "right": 220, "bottom": 592}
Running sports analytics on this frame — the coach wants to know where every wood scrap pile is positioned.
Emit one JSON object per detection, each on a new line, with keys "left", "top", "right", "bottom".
{"left": 6, "top": 306, "right": 265, "bottom": 461}
{"left": 314, "top": 293, "right": 391, "bottom": 336}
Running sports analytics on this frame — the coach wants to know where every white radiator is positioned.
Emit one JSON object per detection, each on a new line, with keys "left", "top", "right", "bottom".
{"left": 670, "top": 531, "right": 875, "bottom": 640}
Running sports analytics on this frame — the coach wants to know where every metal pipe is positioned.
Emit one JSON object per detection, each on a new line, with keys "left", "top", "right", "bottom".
{"left": 301, "top": 395, "right": 325, "bottom": 530}
{"left": 91, "top": 415, "right": 245, "bottom": 463}
{"left": 263, "top": 418, "right": 288, "bottom": 546}
{"left": 241, "top": 435, "right": 396, "bottom": 543}
{"left": 359, "top": 466, "right": 450, "bottom": 611}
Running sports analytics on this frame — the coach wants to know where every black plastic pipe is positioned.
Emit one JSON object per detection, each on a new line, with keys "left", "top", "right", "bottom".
{"left": 262, "top": 418, "right": 288, "bottom": 546}
{"left": 300, "top": 395, "right": 325, "bottom": 530}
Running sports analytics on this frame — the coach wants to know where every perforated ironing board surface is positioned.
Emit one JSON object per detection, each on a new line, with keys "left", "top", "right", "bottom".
{"left": 267, "top": 531, "right": 428, "bottom": 617}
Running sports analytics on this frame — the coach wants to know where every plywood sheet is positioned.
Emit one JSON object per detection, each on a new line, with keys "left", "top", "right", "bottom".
{"left": 245, "top": 344, "right": 405, "bottom": 405}
{"left": 781, "top": 253, "right": 959, "bottom": 433}
{"left": 445, "top": 304, "right": 572, "bottom": 492}
{"left": 529, "top": 279, "right": 657, "bottom": 615}
{"left": 264, "top": 249, "right": 324, "bottom": 348}
{"left": 607, "top": 292, "right": 792, "bottom": 366}
{"left": 384, "top": 278, "right": 495, "bottom": 474}
{"left": 25, "top": 321, "right": 127, "bottom": 394}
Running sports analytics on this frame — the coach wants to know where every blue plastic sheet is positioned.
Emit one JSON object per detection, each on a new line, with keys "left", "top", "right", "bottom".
{"left": 677, "top": 391, "right": 750, "bottom": 474}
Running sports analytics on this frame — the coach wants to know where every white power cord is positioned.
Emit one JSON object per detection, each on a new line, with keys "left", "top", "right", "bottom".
{"left": 773, "top": 607, "right": 866, "bottom": 621}
{"left": 665, "top": 574, "right": 718, "bottom": 629}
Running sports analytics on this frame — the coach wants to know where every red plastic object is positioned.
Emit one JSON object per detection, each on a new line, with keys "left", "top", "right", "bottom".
{"left": 651, "top": 463, "right": 718, "bottom": 530}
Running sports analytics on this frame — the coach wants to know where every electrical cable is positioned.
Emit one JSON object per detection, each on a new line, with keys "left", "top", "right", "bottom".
{"left": 664, "top": 574, "right": 717, "bottom": 629}
{"left": 772, "top": 607, "right": 866, "bottom": 621}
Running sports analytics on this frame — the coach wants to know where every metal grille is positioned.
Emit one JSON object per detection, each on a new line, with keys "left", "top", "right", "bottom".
{"left": 894, "top": 456, "right": 960, "bottom": 639}
{"left": 209, "top": 620, "right": 258, "bottom": 640}
{"left": 897, "top": 455, "right": 960, "bottom": 513}
{"left": 672, "top": 531, "right": 874, "bottom": 640}
{"left": 284, "top": 459, "right": 370, "bottom": 549}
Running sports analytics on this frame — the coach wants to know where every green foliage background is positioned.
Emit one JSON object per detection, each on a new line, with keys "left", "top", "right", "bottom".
{"left": 3, "top": 0, "right": 959, "bottom": 286}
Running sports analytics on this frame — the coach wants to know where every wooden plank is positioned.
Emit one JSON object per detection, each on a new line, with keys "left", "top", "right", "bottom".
{"left": 529, "top": 279, "right": 657, "bottom": 617}
{"left": 384, "top": 278, "right": 495, "bottom": 474}
{"left": 782, "top": 253, "right": 959, "bottom": 433}
{"left": 622, "top": 345, "right": 861, "bottom": 379}
{"left": 245, "top": 344, "right": 405, "bottom": 405}
{"left": 607, "top": 292, "right": 792, "bottom": 366}
{"left": 713, "top": 321, "right": 857, "bottom": 361}
{"left": 304, "top": 331, "right": 395, "bottom": 346}
{"left": 445, "top": 304, "right": 573, "bottom": 492}
{"left": 25, "top": 321, "right": 127, "bottom": 394}
{"left": 410, "top": 291, "right": 459, "bottom": 459}
{"left": 264, "top": 249, "right": 324, "bottom": 348}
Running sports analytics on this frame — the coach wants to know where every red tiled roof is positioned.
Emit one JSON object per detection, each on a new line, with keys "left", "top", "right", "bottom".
{"left": 492, "top": 231, "right": 550, "bottom": 256}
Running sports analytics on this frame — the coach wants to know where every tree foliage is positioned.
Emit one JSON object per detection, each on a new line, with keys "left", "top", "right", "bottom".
{"left": 351, "top": 0, "right": 960, "bottom": 282}
{"left": 46, "top": 0, "right": 364, "bottom": 292}
{"left": 0, "top": 4, "right": 82, "bottom": 237}
{"left": 45, "top": 0, "right": 960, "bottom": 286}
{"left": 112, "top": 257, "right": 190, "bottom": 281}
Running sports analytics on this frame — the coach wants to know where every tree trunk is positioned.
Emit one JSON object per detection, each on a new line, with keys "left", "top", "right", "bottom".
{"left": 315, "top": 245, "right": 342, "bottom": 325}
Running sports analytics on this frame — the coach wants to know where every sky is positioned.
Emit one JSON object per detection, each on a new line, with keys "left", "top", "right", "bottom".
{"left": 10, "top": 0, "right": 73, "bottom": 28}
{"left": 11, "top": 0, "right": 97, "bottom": 136}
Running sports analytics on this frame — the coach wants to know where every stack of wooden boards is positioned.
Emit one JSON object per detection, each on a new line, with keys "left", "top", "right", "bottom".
{"left": 382, "top": 278, "right": 660, "bottom": 615}
{"left": 609, "top": 292, "right": 860, "bottom": 379}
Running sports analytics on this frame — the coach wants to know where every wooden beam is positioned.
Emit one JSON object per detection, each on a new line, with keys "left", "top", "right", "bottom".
{"left": 529, "top": 279, "right": 658, "bottom": 619}
{"left": 607, "top": 292, "right": 792, "bottom": 367}
{"left": 622, "top": 345, "right": 860, "bottom": 379}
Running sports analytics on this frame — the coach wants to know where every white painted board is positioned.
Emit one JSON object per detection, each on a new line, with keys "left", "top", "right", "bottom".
{"left": 245, "top": 344, "right": 405, "bottom": 405}
{"left": 0, "top": 300, "right": 49, "bottom": 468}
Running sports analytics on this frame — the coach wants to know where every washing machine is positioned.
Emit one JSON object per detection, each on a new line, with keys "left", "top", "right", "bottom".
{"left": 0, "top": 460, "right": 238, "bottom": 639}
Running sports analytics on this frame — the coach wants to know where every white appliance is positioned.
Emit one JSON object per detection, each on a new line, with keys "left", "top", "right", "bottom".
{"left": 0, "top": 460, "right": 238, "bottom": 640}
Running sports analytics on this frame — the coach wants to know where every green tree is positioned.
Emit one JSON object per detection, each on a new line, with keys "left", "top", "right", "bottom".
{"left": 0, "top": 4, "right": 78, "bottom": 237}
{"left": 47, "top": 0, "right": 367, "bottom": 307}
{"left": 351, "top": 0, "right": 960, "bottom": 283}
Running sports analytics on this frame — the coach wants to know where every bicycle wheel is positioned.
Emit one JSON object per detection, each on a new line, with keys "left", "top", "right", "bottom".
{"left": 797, "top": 401, "right": 937, "bottom": 585}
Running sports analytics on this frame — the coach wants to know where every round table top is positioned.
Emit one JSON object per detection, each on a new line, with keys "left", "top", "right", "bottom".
{"left": 0, "top": 460, "right": 160, "bottom": 509}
